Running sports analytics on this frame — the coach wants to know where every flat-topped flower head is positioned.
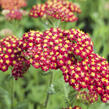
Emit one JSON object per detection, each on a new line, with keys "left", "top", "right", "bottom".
{"left": 0, "top": 36, "right": 30, "bottom": 79}
{"left": 0, "top": 0, "right": 27, "bottom": 10}
{"left": 6, "top": 9, "right": 23, "bottom": 20}
{"left": 22, "top": 28, "right": 79, "bottom": 72}
{"left": 29, "top": 0, "right": 81, "bottom": 22}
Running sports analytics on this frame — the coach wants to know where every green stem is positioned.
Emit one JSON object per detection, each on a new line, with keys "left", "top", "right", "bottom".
{"left": 87, "top": 104, "right": 90, "bottom": 109}
{"left": 11, "top": 77, "right": 14, "bottom": 109}
{"left": 63, "top": 84, "right": 70, "bottom": 106}
{"left": 44, "top": 70, "right": 53, "bottom": 108}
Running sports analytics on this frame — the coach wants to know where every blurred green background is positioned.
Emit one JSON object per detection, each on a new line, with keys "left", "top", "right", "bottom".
{"left": 0, "top": 0, "right": 109, "bottom": 109}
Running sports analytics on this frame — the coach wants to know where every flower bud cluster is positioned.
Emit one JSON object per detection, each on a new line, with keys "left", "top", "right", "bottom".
{"left": 77, "top": 91, "right": 98, "bottom": 103}
{"left": 29, "top": 0, "right": 81, "bottom": 22}
{"left": 12, "top": 57, "right": 30, "bottom": 80}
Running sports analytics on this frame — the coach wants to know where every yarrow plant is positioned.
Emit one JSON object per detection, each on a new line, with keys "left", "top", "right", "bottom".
{"left": 0, "top": 0, "right": 109, "bottom": 109}
{"left": 0, "top": 27, "right": 109, "bottom": 107}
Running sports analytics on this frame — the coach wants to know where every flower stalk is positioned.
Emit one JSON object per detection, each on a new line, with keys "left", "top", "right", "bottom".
{"left": 44, "top": 70, "right": 54, "bottom": 108}
{"left": 11, "top": 77, "right": 14, "bottom": 109}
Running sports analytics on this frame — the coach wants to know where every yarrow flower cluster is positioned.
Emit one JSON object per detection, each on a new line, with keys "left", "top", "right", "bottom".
{"left": 64, "top": 52, "right": 109, "bottom": 103}
{"left": 0, "top": 36, "right": 30, "bottom": 79}
{"left": 0, "top": 0, "right": 27, "bottom": 20}
{"left": 0, "top": 28, "right": 109, "bottom": 103}
{"left": 0, "top": 0, "right": 27, "bottom": 10}
{"left": 21, "top": 28, "right": 93, "bottom": 72}
{"left": 29, "top": 0, "right": 81, "bottom": 22}
{"left": 6, "top": 10, "right": 23, "bottom": 20}
{"left": 21, "top": 28, "right": 109, "bottom": 103}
